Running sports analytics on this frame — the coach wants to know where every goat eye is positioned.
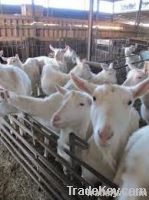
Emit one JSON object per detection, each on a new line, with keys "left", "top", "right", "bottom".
{"left": 79, "top": 103, "right": 84, "bottom": 106}
{"left": 93, "top": 96, "right": 96, "bottom": 101}
{"left": 128, "top": 100, "right": 132, "bottom": 105}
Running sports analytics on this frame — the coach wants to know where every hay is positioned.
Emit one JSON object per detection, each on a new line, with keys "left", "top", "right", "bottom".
{"left": 0, "top": 142, "right": 49, "bottom": 200}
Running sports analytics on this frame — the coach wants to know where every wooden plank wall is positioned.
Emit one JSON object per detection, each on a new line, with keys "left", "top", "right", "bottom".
{"left": 0, "top": 14, "right": 148, "bottom": 42}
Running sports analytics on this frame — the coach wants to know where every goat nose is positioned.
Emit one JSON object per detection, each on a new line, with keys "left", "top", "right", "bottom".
{"left": 53, "top": 115, "right": 61, "bottom": 122}
{"left": 98, "top": 128, "right": 113, "bottom": 144}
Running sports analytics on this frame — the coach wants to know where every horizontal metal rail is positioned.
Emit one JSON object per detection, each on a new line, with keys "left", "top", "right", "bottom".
{"left": 0, "top": 114, "right": 118, "bottom": 200}
{"left": 86, "top": 57, "right": 149, "bottom": 71}
{"left": 0, "top": 123, "right": 70, "bottom": 200}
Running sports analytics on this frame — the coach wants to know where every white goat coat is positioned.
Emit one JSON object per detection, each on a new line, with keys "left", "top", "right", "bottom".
{"left": 6, "top": 91, "right": 63, "bottom": 131}
{"left": 82, "top": 107, "right": 140, "bottom": 184}
{"left": 125, "top": 46, "right": 141, "bottom": 68}
{"left": 41, "top": 62, "right": 92, "bottom": 95}
{"left": 41, "top": 64, "right": 69, "bottom": 95}
{"left": 0, "top": 64, "right": 31, "bottom": 116}
{"left": 7, "top": 57, "right": 43, "bottom": 95}
{"left": 116, "top": 126, "right": 149, "bottom": 200}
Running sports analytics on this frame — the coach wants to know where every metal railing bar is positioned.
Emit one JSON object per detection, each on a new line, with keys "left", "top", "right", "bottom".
{"left": 1, "top": 119, "right": 92, "bottom": 196}
{"left": 69, "top": 133, "right": 89, "bottom": 150}
{"left": 1, "top": 127, "right": 74, "bottom": 200}
{"left": 22, "top": 116, "right": 58, "bottom": 142}
{"left": 2, "top": 119, "right": 39, "bottom": 157}
{"left": 26, "top": 114, "right": 59, "bottom": 138}
{"left": 0, "top": 132, "right": 61, "bottom": 200}
{"left": 0, "top": 123, "right": 92, "bottom": 200}
{"left": 8, "top": 115, "right": 36, "bottom": 138}
{"left": 64, "top": 148, "right": 118, "bottom": 189}
{"left": 1, "top": 112, "right": 119, "bottom": 199}
{"left": 35, "top": 135, "right": 90, "bottom": 185}
{"left": 3, "top": 117, "right": 117, "bottom": 190}
{"left": 0, "top": 137, "right": 54, "bottom": 200}
{"left": 0, "top": 124, "right": 73, "bottom": 200}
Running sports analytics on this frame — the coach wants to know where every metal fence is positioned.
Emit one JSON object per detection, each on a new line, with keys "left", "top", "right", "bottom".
{"left": 0, "top": 114, "right": 117, "bottom": 200}
{"left": 0, "top": 37, "right": 147, "bottom": 86}
{"left": 0, "top": 38, "right": 87, "bottom": 61}
{"left": 0, "top": 39, "right": 148, "bottom": 199}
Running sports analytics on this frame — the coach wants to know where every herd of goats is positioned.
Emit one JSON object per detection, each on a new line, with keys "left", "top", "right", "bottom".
{"left": 0, "top": 43, "right": 149, "bottom": 199}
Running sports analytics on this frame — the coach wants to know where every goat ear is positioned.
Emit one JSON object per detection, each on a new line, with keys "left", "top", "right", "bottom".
{"left": 143, "top": 61, "right": 149, "bottom": 75}
{"left": 55, "top": 85, "right": 68, "bottom": 95}
{"left": 15, "top": 54, "right": 19, "bottom": 59}
{"left": 79, "top": 58, "right": 87, "bottom": 68}
{"left": 63, "top": 45, "right": 70, "bottom": 52}
{"left": 76, "top": 57, "right": 81, "bottom": 65}
{"left": 71, "top": 73, "right": 96, "bottom": 94}
{"left": 0, "top": 50, "right": 3, "bottom": 57}
{"left": 82, "top": 58, "right": 87, "bottom": 63}
{"left": 49, "top": 44, "right": 55, "bottom": 52}
{"left": 109, "top": 63, "right": 114, "bottom": 69}
{"left": 100, "top": 63, "right": 108, "bottom": 70}
{"left": 135, "top": 43, "right": 138, "bottom": 48}
{"left": 130, "top": 78, "right": 149, "bottom": 99}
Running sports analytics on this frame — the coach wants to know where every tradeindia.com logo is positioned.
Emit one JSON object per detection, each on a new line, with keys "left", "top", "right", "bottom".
{"left": 67, "top": 186, "right": 147, "bottom": 198}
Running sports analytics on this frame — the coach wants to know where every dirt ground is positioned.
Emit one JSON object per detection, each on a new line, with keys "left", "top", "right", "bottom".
{"left": 0, "top": 141, "right": 49, "bottom": 200}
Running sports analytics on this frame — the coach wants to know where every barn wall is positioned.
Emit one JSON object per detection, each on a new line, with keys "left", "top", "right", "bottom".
{"left": 0, "top": 14, "right": 148, "bottom": 42}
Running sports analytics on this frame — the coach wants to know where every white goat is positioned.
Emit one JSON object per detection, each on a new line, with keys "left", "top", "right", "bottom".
{"left": 51, "top": 86, "right": 92, "bottom": 173}
{"left": 41, "top": 63, "right": 70, "bottom": 95}
{"left": 124, "top": 44, "right": 141, "bottom": 70}
{"left": 5, "top": 54, "right": 43, "bottom": 96}
{"left": 0, "top": 88, "right": 63, "bottom": 156}
{"left": 0, "top": 64, "right": 31, "bottom": 116}
{"left": 114, "top": 125, "right": 149, "bottom": 200}
{"left": 91, "top": 63, "right": 117, "bottom": 85}
{"left": 35, "top": 45, "right": 78, "bottom": 73}
{"left": 36, "top": 55, "right": 67, "bottom": 73}
{"left": 49, "top": 45, "right": 78, "bottom": 73}
{"left": 123, "top": 62, "right": 149, "bottom": 124}
{"left": 0, "top": 64, "right": 32, "bottom": 136}
{"left": 71, "top": 73, "right": 141, "bottom": 184}
{"left": 41, "top": 60, "right": 92, "bottom": 95}
{"left": 0, "top": 90, "right": 63, "bottom": 130}
{"left": 64, "top": 62, "right": 117, "bottom": 91}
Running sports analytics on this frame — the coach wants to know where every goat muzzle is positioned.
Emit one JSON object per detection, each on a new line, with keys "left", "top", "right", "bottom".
{"left": 98, "top": 127, "right": 114, "bottom": 145}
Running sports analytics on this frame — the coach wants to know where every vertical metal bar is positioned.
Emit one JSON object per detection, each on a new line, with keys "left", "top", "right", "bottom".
{"left": 47, "top": 0, "right": 49, "bottom": 17}
{"left": 87, "top": 0, "right": 94, "bottom": 61}
{"left": 135, "top": 0, "right": 142, "bottom": 28}
{"left": 0, "top": 0, "right": 2, "bottom": 14}
{"left": 32, "top": 0, "right": 35, "bottom": 21}
{"left": 96, "top": 0, "right": 100, "bottom": 20}
{"left": 112, "top": 0, "right": 115, "bottom": 21}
